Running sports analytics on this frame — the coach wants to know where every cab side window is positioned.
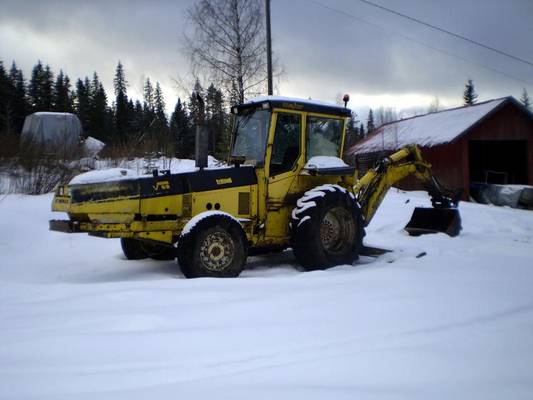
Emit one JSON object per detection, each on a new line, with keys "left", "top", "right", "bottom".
{"left": 270, "top": 113, "right": 301, "bottom": 176}
{"left": 306, "top": 116, "right": 342, "bottom": 159}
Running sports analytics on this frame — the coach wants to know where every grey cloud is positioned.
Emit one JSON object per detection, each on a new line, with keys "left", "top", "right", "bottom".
{"left": 1, "top": 0, "right": 532, "bottom": 115}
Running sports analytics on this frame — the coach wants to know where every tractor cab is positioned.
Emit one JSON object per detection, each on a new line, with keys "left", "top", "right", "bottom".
{"left": 229, "top": 96, "right": 352, "bottom": 177}
{"left": 229, "top": 96, "right": 355, "bottom": 239}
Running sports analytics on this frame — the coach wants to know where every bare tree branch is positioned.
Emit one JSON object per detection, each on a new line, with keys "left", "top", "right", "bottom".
{"left": 183, "top": 0, "right": 280, "bottom": 103}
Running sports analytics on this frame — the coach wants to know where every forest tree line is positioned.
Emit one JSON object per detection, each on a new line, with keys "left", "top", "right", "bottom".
{"left": 2, "top": 58, "right": 530, "bottom": 161}
{"left": 0, "top": 59, "right": 231, "bottom": 160}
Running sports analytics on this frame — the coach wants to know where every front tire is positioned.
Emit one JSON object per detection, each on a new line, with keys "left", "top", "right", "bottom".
{"left": 140, "top": 242, "right": 176, "bottom": 260}
{"left": 177, "top": 215, "right": 247, "bottom": 278}
{"left": 290, "top": 185, "right": 364, "bottom": 270}
{"left": 121, "top": 238, "right": 148, "bottom": 260}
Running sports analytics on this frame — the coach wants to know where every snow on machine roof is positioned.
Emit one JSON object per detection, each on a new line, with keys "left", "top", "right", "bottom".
{"left": 234, "top": 95, "right": 352, "bottom": 117}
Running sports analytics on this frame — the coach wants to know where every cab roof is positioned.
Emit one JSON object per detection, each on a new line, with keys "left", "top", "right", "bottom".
{"left": 234, "top": 96, "right": 352, "bottom": 117}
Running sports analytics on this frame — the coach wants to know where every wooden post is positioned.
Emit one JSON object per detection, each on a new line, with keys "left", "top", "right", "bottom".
{"left": 265, "top": 0, "right": 273, "bottom": 96}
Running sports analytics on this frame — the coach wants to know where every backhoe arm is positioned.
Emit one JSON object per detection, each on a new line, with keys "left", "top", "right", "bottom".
{"left": 354, "top": 145, "right": 460, "bottom": 226}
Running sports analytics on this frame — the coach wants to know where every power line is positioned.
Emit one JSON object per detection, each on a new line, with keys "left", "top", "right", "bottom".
{"left": 357, "top": 0, "right": 533, "bottom": 69}
{"left": 305, "top": 0, "right": 533, "bottom": 86}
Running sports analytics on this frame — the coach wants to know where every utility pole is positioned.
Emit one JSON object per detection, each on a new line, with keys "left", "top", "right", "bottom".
{"left": 265, "top": 0, "right": 273, "bottom": 96}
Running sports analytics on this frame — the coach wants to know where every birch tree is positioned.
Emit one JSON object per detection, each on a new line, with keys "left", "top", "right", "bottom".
{"left": 184, "top": 0, "right": 268, "bottom": 103}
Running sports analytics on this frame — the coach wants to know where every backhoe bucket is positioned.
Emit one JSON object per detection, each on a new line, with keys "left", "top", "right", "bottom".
{"left": 404, "top": 207, "right": 462, "bottom": 237}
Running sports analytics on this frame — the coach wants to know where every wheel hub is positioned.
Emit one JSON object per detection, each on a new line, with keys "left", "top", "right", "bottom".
{"left": 320, "top": 207, "right": 356, "bottom": 253}
{"left": 200, "top": 231, "right": 234, "bottom": 271}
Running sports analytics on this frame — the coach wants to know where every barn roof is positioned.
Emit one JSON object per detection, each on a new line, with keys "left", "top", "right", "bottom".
{"left": 347, "top": 96, "right": 531, "bottom": 155}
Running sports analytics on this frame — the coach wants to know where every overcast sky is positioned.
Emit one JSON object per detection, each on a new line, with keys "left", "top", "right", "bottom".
{"left": 1, "top": 0, "right": 532, "bottom": 120}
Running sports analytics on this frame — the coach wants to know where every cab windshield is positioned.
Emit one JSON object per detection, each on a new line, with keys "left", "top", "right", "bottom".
{"left": 231, "top": 109, "right": 271, "bottom": 165}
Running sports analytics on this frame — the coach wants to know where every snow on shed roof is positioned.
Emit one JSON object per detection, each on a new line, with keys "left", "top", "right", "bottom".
{"left": 348, "top": 97, "right": 511, "bottom": 155}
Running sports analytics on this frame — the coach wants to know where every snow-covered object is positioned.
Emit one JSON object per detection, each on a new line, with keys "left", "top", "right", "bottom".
{"left": 349, "top": 98, "right": 506, "bottom": 154}
{"left": 245, "top": 95, "right": 346, "bottom": 110}
{"left": 181, "top": 211, "right": 241, "bottom": 236}
{"left": 83, "top": 136, "right": 105, "bottom": 157}
{"left": 305, "top": 156, "right": 348, "bottom": 170}
{"left": 21, "top": 112, "right": 82, "bottom": 152}
{"left": 69, "top": 168, "right": 138, "bottom": 184}
{"left": 472, "top": 183, "right": 533, "bottom": 208}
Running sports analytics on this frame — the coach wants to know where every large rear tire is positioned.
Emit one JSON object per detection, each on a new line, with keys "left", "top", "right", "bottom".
{"left": 290, "top": 185, "right": 364, "bottom": 271}
{"left": 177, "top": 215, "right": 247, "bottom": 278}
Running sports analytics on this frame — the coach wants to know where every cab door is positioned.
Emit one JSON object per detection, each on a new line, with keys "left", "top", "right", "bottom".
{"left": 264, "top": 111, "right": 303, "bottom": 238}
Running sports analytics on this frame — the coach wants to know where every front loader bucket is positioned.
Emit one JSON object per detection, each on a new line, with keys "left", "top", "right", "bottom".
{"left": 404, "top": 207, "right": 462, "bottom": 237}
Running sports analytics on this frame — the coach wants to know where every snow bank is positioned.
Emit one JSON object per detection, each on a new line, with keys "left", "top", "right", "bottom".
{"left": 1, "top": 190, "right": 533, "bottom": 399}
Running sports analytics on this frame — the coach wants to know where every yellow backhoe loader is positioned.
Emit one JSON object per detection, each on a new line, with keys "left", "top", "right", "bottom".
{"left": 50, "top": 96, "right": 461, "bottom": 278}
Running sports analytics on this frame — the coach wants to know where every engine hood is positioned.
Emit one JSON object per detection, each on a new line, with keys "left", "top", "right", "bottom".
{"left": 69, "top": 166, "right": 257, "bottom": 204}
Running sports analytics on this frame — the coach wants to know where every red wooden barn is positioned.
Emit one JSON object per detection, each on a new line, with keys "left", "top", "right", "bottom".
{"left": 346, "top": 97, "right": 533, "bottom": 200}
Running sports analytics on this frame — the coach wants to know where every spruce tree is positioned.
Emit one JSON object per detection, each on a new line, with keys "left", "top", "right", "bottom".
{"left": 63, "top": 75, "right": 74, "bottom": 112}
{"left": 205, "top": 83, "right": 227, "bottom": 157}
{"left": 52, "top": 69, "right": 73, "bottom": 112}
{"left": 359, "top": 123, "right": 365, "bottom": 138}
{"left": 28, "top": 61, "right": 44, "bottom": 111}
{"left": 8, "top": 62, "right": 28, "bottom": 134}
{"left": 89, "top": 73, "right": 109, "bottom": 141}
{"left": 154, "top": 82, "right": 167, "bottom": 126}
{"left": 0, "top": 60, "right": 15, "bottom": 135}
{"left": 113, "top": 61, "right": 129, "bottom": 143}
{"left": 151, "top": 82, "right": 169, "bottom": 151}
{"left": 143, "top": 78, "right": 154, "bottom": 113}
{"left": 28, "top": 61, "right": 54, "bottom": 112}
{"left": 127, "top": 98, "right": 136, "bottom": 138}
{"left": 170, "top": 98, "right": 193, "bottom": 158}
{"left": 463, "top": 79, "right": 478, "bottom": 106}
{"left": 131, "top": 100, "right": 144, "bottom": 139}
{"left": 142, "top": 77, "right": 155, "bottom": 133}
{"left": 42, "top": 65, "right": 54, "bottom": 111}
{"left": 520, "top": 88, "right": 531, "bottom": 111}
{"left": 366, "top": 109, "right": 375, "bottom": 133}
{"left": 344, "top": 111, "right": 359, "bottom": 149}
{"left": 75, "top": 78, "right": 91, "bottom": 135}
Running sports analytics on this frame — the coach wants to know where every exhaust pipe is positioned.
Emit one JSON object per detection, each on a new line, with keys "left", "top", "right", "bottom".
{"left": 194, "top": 93, "right": 208, "bottom": 169}
{"left": 195, "top": 125, "right": 208, "bottom": 169}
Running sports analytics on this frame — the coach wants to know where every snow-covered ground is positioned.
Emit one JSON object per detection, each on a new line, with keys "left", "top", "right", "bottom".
{"left": 1, "top": 190, "right": 533, "bottom": 399}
